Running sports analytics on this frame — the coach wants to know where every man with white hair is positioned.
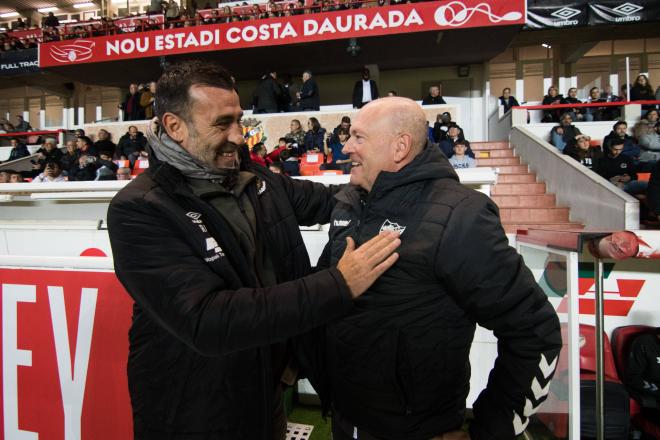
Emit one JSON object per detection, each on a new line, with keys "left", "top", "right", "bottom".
{"left": 300, "top": 97, "right": 562, "bottom": 440}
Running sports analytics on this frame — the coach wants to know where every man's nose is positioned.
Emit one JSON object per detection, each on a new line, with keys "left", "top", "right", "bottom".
{"left": 342, "top": 139, "right": 354, "bottom": 155}
{"left": 231, "top": 124, "right": 246, "bottom": 145}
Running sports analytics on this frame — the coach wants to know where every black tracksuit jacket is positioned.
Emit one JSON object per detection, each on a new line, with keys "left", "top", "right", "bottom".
{"left": 298, "top": 146, "right": 562, "bottom": 440}
{"left": 108, "top": 161, "right": 352, "bottom": 439}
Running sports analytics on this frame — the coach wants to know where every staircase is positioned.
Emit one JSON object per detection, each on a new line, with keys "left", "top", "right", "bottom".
{"left": 472, "top": 141, "right": 583, "bottom": 234}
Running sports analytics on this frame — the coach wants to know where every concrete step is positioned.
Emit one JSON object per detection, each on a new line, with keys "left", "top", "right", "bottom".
{"left": 471, "top": 142, "right": 510, "bottom": 151}
{"left": 491, "top": 182, "right": 546, "bottom": 195}
{"left": 477, "top": 157, "right": 521, "bottom": 166}
{"left": 503, "top": 222, "right": 584, "bottom": 234}
{"left": 490, "top": 164, "right": 529, "bottom": 174}
{"left": 497, "top": 173, "right": 537, "bottom": 183}
{"left": 499, "top": 207, "right": 571, "bottom": 223}
{"left": 474, "top": 149, "right": 515, "bottom": 159}
{"left": 491, "top": 194, "right": 557, "bottom": 208}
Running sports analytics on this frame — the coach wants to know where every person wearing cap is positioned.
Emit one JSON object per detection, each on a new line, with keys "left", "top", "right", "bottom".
{"left": 352, "top": 67, "right": 379, "bottom": 109}
{"left": 564, "top": 134, "right": 602, "bottom": 171}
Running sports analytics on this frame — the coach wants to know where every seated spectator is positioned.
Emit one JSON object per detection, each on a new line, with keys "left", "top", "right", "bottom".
{"left": 328, "top": 116, "right": 351, "bottom": 146}
{"left": 625, "top": 328, "right": 660, "bottom": 425}
{"left": 77, "top": 135, "right": 99, "bottom": 157}
{"left": 116, "top": 167, "right": 132, "bottom": 180}
{"left": 550, "top": 113, "right": 581, "bottom": 152}
{"left": 602, "top": 121, "right": 640, "bottom": 159}
{"left": 94, "top": 129, "right": 117, "bottom": 157}
{"left": 285, "top": 119, "right": 305, "bottom": 155}
{"left": 585, "top": 87, "right": 606, "bottom": 122}
{"left": 33, "top": 138, "right": 63, "bottom": 171}
{"left": 322, "top": 127, "right": 351, "bottom": 174}
{"left": 448, "top": 141, "right": 477, "bottom": 169}
{"left": 117, "top": 125, "right": 147, "bottom": 165}
{"left": 268, "top": 162, "right": 283, "bottom": 174}
{"left": 646, "top": 109, "right": 659, "bottom": 129}
{"left": 303, "top": 117, "right": 325, "bottom": 153}
{"left": 279, "top": 149, "right": 300, "bottom": 176}
{"left": 561, "top": 87, "right": 585, "bottom": 121}
{"left": 74, "top": 128, "right": 85, "bottom": 138}
{"left": 439, "top": 125, "right": 474, "bottom": 159}
{"left": 498, "top": 87, "right": 519, "bottom": 114}
{"left": 432, "top": 112, "right": 452, "bottom": 143}
{"left": 564, "top": 134, "right": 602, "bottom": 171}
{"left": 620, "top": 84, "right": 628, "bottom": 102}
{"left": 95, "top": 153, "right": 119, "bottom": 180}
{"left": 0, "top": 171, "right": 10, "bottom": 183}
{"left": 250, "top": 142, "right": 269, "bottom": 167}
{"left": 542, "top": 86, "right": 563, "bottom": 123}
{"left": 60, "top": 140, "right": 79, "bottom": 174}
{"left": 14, "top": 115, "right": 32, "bottom": 132}
{"left": 8, "top": 171, "right": 24, "bottom": 183}
{"left": 5, "top": 138, "right": 30, "bottom": 162}
{"left": 421, "top": 85, "right": 446, "bottom": 105}
{"left": 265, "top": 137, "right": 288, "bottom": 163}
{"left": 598, "top": 140, "right": 647, "bottom": 195}
{"left": 637, "top": 122, "right": 660, "bottom": 163}
{"left": 33, "top": 161, "right": 66, "bottom": 183}
{"left": 630, "top": 74, "right": 655, "bottom": 115}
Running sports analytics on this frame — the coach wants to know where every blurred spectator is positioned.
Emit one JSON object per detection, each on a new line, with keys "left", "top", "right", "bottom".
{"left": 563, "top": 134, "right": 601, "bottom": 171}
{"left": 562, "top": 87, "right": 585, "bottom": 121}
{"left": 585, "top": 87, "right": 606, "bottom": 122}
{"left": 33, "top": 138, "right": 63, "bottom": 172}
{"left": 550, "top": 113, "right": 581, "bottom": 152}
{"left": 421, "top": 84, "right": 446, "bottom": 105}
{"left": 77, "top": 135, "right": 99, "bottom": 157}
{"left": 297, "top": 70, "right": 320, "bottom": 111}
{"left": 117, "top": 125, "right": 148, "bottom": 165}
{"left": 94, "top": 129, "right": 117, "bottom": 157}
{"left": 598, "top": 140, "right": 647, "bottom": 195}
{"left": 13, "top": 18, "right": 27, "bottom": 30}
{"left": 0, "top": 171, "right": 9, "bottom": 183}
{"left": 439, "top": 125, "right": 474, "bottom": 159}
{"left": 630, "top": 74, "right": 655, "bottom": 114}
{"left": 60, "top": 140, "right": 79, "bottom": 173}
{"left": 95, "top": 152, "right": 119, "bottom": 180}
{"left": 140, "top": 81, "right": 157, "bottom": 119}
{"left": 279, "top": 149, "right": 300, "bottom": 176}
{"left": 253, "top": 71, "right": 283, "bottom": 114}
{"left": 322, "top": 127, "right": 351, "bottom": 173}
{"left": 43, "top": 12, "right": 60, "bottom": 28}
{"left": 284, "top": 119, "right": 305, "bottom": 155}
{"left": 0, "top": 122, "right": 15, "bottom": 133}
{"left": 624, "top": 328, "right": 660, "bottom": 425}
{"left": 74, "top": 128, "right": 86, "bottom": 138}
{"left": 620, "top": 84, "right": 629, "bottom": 102}
{"left": 280, "top": 73, "right": 299, "bottom": 112}
{"left": 637, "top": 122, "right": 660, "bottom": 163}
{"left": 33, "top": 161, "right": 66, "bottom": 183}
{"left": 8, "top": 171, "right": 24, "bottom": 183}
{"left": 328, "top": 116, "right": 351, "bottom": 146}
{"left": 119, "top": 83, "right": 145, "bottom": 121}
{"left": 646, "top": 109, "right": 659, "bottom": 129}
{"left": 5, "top": 138, "right": 30, "bottom": 162}
{"left": 352, "top": 67, "right": 379, "bottom": 109}
{"left": 498, "top": 87, "right": 519, "bottom": 113}
{"left": 432, "top": 112, "right": 452, "bottom": 143}
{"left": 250, "top": 142, "right": 269, "bottom": 167}
{"left": 303, "top": 117, "right": 325, "bottom": 153}
{"left": 14, "top": 115, "right": 32, "bottom": 132}
{"left": 165, "top": 0, "right": 181, "bottom": 21}
{"left": 603, "top": 84, "right": 620, "bottom": 102}
{"left": 448, "top": 140, "right": 476, "bottom": 169}
{"left": 117, "top": 167, "right": 132, "bottom": 180}
{"left": 541, "top": 86, "right": 563, "bottom": 123}
{"left": 602, "top": 121, "right": 640, "bottom": 159}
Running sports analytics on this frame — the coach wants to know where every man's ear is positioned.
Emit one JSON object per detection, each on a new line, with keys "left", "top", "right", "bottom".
{"left": 393, "top": 133, "right": 413, "bottom": 164}
{"left": 160, "top": 112, "right": 188, "bottom": 144}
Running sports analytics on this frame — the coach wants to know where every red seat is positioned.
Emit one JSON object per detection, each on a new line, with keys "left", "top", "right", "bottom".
{"left": 611, "top": 325, "right": 660, "bottom": 438}
{"left": 579, "top": 324, "right": 620, "bottom": 382}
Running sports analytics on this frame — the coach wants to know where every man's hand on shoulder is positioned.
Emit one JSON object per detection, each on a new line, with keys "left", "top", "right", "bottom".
{"left": 336, "top": 232, "right": 400, "bottom": 299}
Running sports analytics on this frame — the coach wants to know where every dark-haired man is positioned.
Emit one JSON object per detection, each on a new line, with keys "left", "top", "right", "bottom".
{"left": 352, "top": 67, "right": 379, "bottom": 109}
{"left": 302, "top": 97, "right": 561, "bottom": 440}
{"left": 602, "top": 121, "right": 640, "bottom": 159}
{"left": 107, "top": 60, "right": 400, "bottom": 440}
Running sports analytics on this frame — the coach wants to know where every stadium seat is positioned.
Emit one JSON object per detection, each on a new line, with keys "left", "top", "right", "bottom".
{"left": 611, "top": 325, "right": 660, "bottom": 439}
{"left": 300, "top": 153, "right": 323, "bottom": 176}
{"left": 131, "top": 159, "right": 149, "bottom": 177}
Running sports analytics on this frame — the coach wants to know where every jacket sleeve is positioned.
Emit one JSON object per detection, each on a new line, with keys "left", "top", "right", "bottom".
{"left": 107, "top": 192, "right": 353, "bottom": 357}
{"left": 268, "top": 171, "right": 340, "bottom": 226}
{"left": 625, "top": 335, "right": 659, "bottom": 406}
{"left": 434, "top": 193, "right": 562, "bottom": 440}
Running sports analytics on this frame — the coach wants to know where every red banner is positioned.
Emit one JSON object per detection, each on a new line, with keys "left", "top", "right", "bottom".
{"left": 39, "top": 0, "right": 525, "bottom": 67}
{"left": 8, "top": 29, "right": 42, "bottom": 40}
{"left": 0, "top": 268, "right": 133, "bottom": 439}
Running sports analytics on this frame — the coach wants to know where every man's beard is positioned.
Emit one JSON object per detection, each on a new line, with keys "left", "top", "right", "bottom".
{"left": 187, "top": 124, "right": 241, "bottom": 187}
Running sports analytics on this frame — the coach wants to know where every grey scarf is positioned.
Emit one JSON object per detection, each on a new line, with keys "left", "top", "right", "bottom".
{"left": 146, "top": 118, "right": 237, "bottom": 181}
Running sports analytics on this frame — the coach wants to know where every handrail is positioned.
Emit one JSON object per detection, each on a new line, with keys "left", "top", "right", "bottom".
{"left": 512, "top": 100, "right": 660, "bottom": 111}
{"left": 0, "top": 130, "right": 65, "bottom": 138}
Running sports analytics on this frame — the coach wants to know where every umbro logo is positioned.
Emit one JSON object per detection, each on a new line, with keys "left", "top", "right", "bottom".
{"left": 550, "top": 7, "right": 581, "bottom": 19}
{"left": 612, "top": 2, "right": 643, "bottom": 16}
{"left": 186, "top": 212, "right": 202, "bottom": 220}
{"left": 333, "top": 219, "right": 351, "bottom": 227}
{"left": 380, "top": 219, "right": 406, "bottom": 235}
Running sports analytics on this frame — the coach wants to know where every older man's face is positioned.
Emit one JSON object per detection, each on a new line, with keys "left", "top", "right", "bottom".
{"left": 342, "top": 104, "right": 397, "bottom": 192}
{"left": 430, "top": 86, "right": 440, "bottom": 97}
{"left": 98, "top": 130, "right": 108, "bottom": 140}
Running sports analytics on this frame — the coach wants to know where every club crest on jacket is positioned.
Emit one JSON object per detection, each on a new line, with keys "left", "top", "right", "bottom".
{"left": 379, "top": 219, "right": 406, "bottom": 235}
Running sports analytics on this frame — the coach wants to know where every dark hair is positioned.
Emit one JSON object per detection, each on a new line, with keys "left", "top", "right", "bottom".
{"left": 252, "top": 142, "right": 266, "bottom": 154}
{"left": 78, "top": 135, "right": 93, "bottom": 146}
{"left": 341, "top": 116, "right": 351, "bottom": 124}
{"left": 337, "top": 128, "right": 349, "bottom": 137}
{"left": 613, "top": 121, "right": 627, "bottom": 130}
{"left": 280, "top": 149, "right": 292, "bottom": 161}
{"left": 590, "top": 86, "right": 600, "bottom": 94}
{"left": 155, "top": 60, "right": 235, "bottom": 122}
{"left": 610, "top": 140, "right": 625, "bottom": 148}
{"left": 502, "top": 87, "right": 511, "bottom": 93}
{"left": 308, "top": 117, "right": 321, "bottom": 132}
{"left": 633, "top": 74, "right": 653, "bottom": 94}
{"left": 45, "top": 160, "right": 61, "bottom": 169}
{"left": 454, "top": 141, "right": 467, "bottom": 148}
{"left": 279, "top": 137, "right": 287, "bottom": 142}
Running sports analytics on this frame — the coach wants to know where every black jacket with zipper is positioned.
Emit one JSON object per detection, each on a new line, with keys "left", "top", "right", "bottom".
{"left": 108, "top": 160, "right": 352, "bottom": 439}
{"left": 300, "top": 146, "right": 561, "bottom": 440}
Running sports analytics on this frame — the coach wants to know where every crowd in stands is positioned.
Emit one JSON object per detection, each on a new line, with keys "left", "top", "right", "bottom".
{"left": 0, "top": 115, "right": 33, "bottom": 133}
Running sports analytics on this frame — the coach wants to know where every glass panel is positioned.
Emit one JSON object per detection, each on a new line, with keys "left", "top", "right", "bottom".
{"left": 519, "top": 245, "right": 572, "bottom": 440}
